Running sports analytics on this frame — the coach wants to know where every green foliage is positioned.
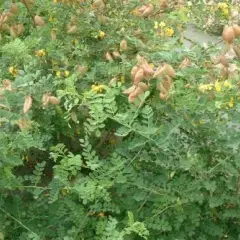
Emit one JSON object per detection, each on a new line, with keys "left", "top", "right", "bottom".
{"left": 0, "top": 0, "right": 240, "bottom": 239}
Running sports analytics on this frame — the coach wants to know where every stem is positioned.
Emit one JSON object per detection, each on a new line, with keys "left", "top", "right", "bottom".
{"left": 22, "top": 0, "right": 35, "bottom": 27}
{"left": 0, "top": 207, "right": 36, "bottom": 234}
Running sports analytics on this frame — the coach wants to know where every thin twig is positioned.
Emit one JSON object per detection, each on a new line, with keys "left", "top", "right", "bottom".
{"left": 0, "top": 207, "right": 36, "bottom": 234}
{"left": 137, "top": 190, "right": 152, "bottom": 212}
{"left": 152, "top": 203, "right": 187, "bottom": 218}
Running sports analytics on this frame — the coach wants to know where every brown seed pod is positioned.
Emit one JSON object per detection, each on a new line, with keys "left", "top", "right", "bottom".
{"left": 112, "top": 51, "right": 121, "bottom": 59}
{"left": 179, "top": 57, "right": 191, "bottom": 69}
{"left": 75, "top": 65, "right": 88, "bottom": 75}
{"left": 9, "top": 26, "right": 17, "bottom": 38}
{"left": 128, "top": 94, "right": 136, "bottom": 103}
{"left": 134, "top": 68, "right": 144, "bottom": 84}
{"left": 160, "top": 0, "right": 167, "bottom": 9}
{"left": 9, "top": 3, "right": 19, "bottom": 15}
{"left": 34, "top": 15, "right": 45, "bottom": 27}
{"left": 129, "top": 86, "right": 143, "bottom": 99}
{"left": 131, "top": 66, "right": 139, "bottom": 80}
{"left": 222, "top": 26, "right": 235, "bottom": 44}
{"left": 160, "top": 92, "right": 167, "bottom": 100}
{"left": 49, "top": 96, "right": 60, "bottom": 105}
{"left": 18, "top": 118, "right": 31, "bottom": 130}
{"left": 109, "top": 77, "right": 118, "bottom": 87}
{"left": 123, "top": 85, "right": 136, "bottom": 95}
{"left": 42, "top": 93, "right": 50, "bottom": 106}
{"left": 158, "top": 76, "right": 172, "bottom": 100}
{"left": 138, "top": 5, "right": 148, "bottom": 13}
{"left": 23, "top": 96, "right": 32, "bottom": 114}
{"left": 138, "top": 82, "right": 149, "bottom": 91}
{"left": 67, "top": 25, "right": 77, "bottom": 34}
{"left": 233, "top": 25, "right": 240, "bottom": 37}
{"left": 92, "top": 0, "right": 105, "bottom": 10}
{"left": 10, "top": 23, "right": 24, "bottom": 38}
{"left": 141, "top": 4, "right": 154, "bottom": 17}
{"left": 0, "top": 13, "right": 11, "bottom": 25}
{"left": 2, "top": 80, "right": 13, "bottom": 91}
{"left": 154, "top": 64, "right": 176, "bottom": 79}
{"left": 219, "top": 55, "right": 229, "bottom": 67}
{"left": 137, "top": 57, "right": 154, "bottom": 76}
{"left": 105, "top": 52, "right": 113, "bottom": 61}
{"left": 120, "top": 39, "right": 127, "bottom": 51}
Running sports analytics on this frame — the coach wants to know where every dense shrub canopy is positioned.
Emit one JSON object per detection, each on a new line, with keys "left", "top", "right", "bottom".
{"left": 0, "top": 0, "right": 240, "bottom": 239}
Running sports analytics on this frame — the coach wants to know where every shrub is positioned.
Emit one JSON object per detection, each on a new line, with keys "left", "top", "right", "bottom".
{"left": 0, "top": 0, "right": 240, "bottom": 239}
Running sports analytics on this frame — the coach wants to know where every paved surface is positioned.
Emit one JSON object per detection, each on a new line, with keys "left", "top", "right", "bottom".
{"left": 183, "top": 24, "right": 224, "bottom": 48}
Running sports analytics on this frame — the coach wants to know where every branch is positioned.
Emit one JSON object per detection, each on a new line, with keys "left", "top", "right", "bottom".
{"left": 21, "top": 0, "right": 35, "bottom": 27}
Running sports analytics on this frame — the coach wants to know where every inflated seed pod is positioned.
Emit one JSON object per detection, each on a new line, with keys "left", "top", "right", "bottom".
{"left": 34, "top": 15, "right": 45, "bottom": 27}
{"left": 222, "top": 26, "right": 235, "bottom": 44}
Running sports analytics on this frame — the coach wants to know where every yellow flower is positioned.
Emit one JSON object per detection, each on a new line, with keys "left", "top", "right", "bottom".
{"left": 228, "top": 97, "right": 234, "bottom": 108}
{"left": 56, "top": 71, "right": 61, "bottom": 78}
{"left": 215, "top": 81, "right": 222, "bottom": 92}
{"left": 64, "top": 70, "right": 70, "bottom": 77}
{"left": 222, "top": 7, "right": 229, "bottom": 16}
{"left": 98, "top": 31, "right": 105, "bottom": 39}
{"left": 49, "top": 16, "right": 56, "bottom": 23}
{"left": 154, "top": 21, "right": 159, "bottom": 29}
{"left": 72, "top": 39, "right": 77, "bottom": 45}
{"left": 165, "top": 27, "right": 174, "bottom": 37}
{"left": 120, "top": 76, "right": 125, "bottom": 83}
{"left": 61, "top": 187, "right": 70, "bottom": 195}
{"left": 8, "top": 66, "right": 18, "bottom": 77}
{"left": 218, "top": 2, "right": 228, "bottom": 9}
{"left": 91, "top": 84, "right": 105, "bottom": 93}
{"left": 224, "top": 80, "right": 232, "bottom": 89}
{"left": 198, "top": 83, "right": 213, "bottom": 92}
{"left": 98, "top": 212, "right": 105, "bottom": 217}
{"left": 109, "top": 138, "right": 116, "bottom": 145}
{"left": 131, "top": 9, "right": 139, "bottom": 16}
{"left": 35, "top": 49, "right": 46, "bottom": 57}
{"left": 149, "top": 63, "right": 154, "bottom": 69}
{"left": 159, "top": 21, "right": 166, "bottom": 28}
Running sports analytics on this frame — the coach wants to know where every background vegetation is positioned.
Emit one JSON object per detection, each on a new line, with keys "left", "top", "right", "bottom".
{"left": 0, "top": 0, "right": 240, "bottom": 239}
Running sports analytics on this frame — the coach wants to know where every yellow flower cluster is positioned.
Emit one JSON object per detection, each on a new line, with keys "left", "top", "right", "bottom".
{"left": 198, "top": 80, "right": 232, "bottom": 93}
{"left": 215, "top": 97, "right": 235, "bottom": 109}
{"left": 56, "top": 70, "right": 70, "bottom": 78}
{"left": 228, "top": 97, "right": 234, "bottom": 108}
{"left": 8, "top": 66, "right": 18, "bottom": 77}
{"left": 215, "top": 81, "right": 222, "bottom": 92}
{"left": 91, "top": 84, "right": 105, "bottom": 93}
{"left": 198, "top": 83, "right": 213, "bottom": 92}
{"left": 120, "top": 75, "right": 125, "bottom": 83}
{"left": 215, "top": 80, "right": 232, "bottom": 92}
{"left": 49, "top": 16, "right": 56, "bottom": 23}
{"left": 217, "top": 2, "right": 229, "bottom": 16}
{"left": 98, "top": 31, "right": 105, "bottom": 39}
{"left": 154, "top": 21, "right": 174, "bottom": 37}
{"left": 35, "top": 49, "right": 46, "bottom": 57}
